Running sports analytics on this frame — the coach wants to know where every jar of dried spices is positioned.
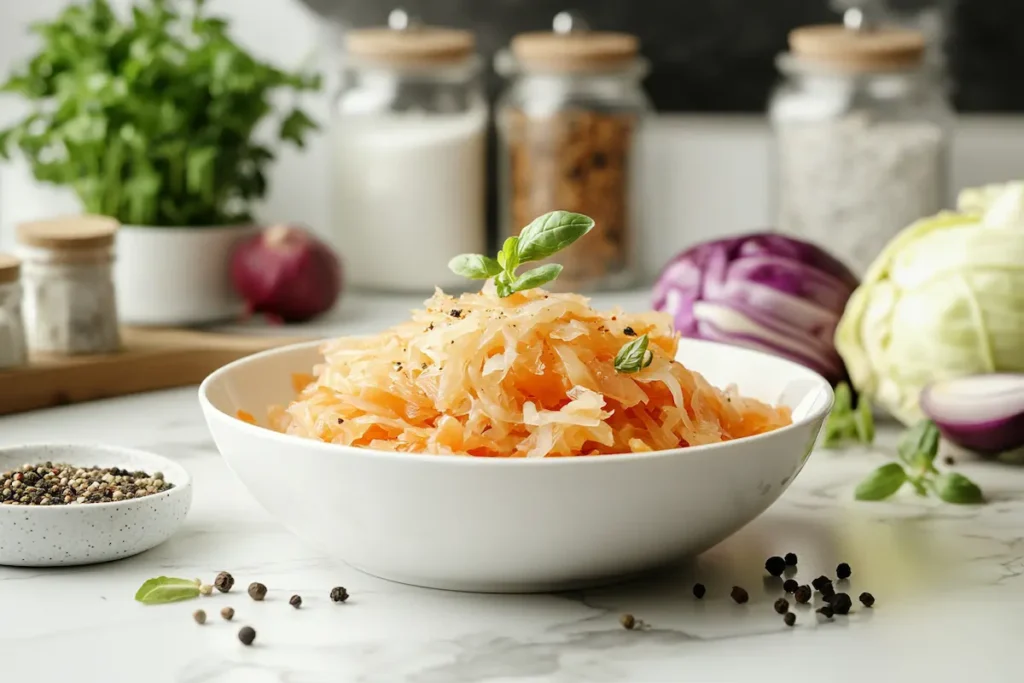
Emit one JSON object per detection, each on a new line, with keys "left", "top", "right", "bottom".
{"left": 496, "top": 13, "right": 650, "bottom": 291}
{"left": 0, "top": 254, "right": 27, "bottom": 369}
{"left": 16, "top": 216, "right": 120, "bottom": 355}
{"left": 769, "top": 5, "right": 952, "bottom": 276}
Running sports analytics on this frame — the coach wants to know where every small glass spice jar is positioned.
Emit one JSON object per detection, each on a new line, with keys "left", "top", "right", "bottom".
{"left": 769, "top": 4, "right": 952, "bottom": 276}
{"left": 0, "top": 253, "right": 28, "bottom": 370}
{"left": 16, "top": 216, "right": 121, "bottom": 355}
{"left": 496, "top": 13, "right": 651, "bottom": 292}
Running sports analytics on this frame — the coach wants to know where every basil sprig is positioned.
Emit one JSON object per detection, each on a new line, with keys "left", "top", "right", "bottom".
{"left": 822, "top": 382, "right": 875, "bottom": 448}
{"left": 448, "top": 211, "right": 595, "bottom": 297}
{"left": 854, "top": 419, "right": 984, "bottom": 505}
{"left": 135, "top": 576, "right": 201, "bottom": 605}
{"left": 614, "top": 334, "right": 653, "bottom": 374}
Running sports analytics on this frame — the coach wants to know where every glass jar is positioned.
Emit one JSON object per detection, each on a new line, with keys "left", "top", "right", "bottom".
{"left": 0, "top": 254, "right": 27, "bottom": 369}
{"left": 331, "top": 10, "right": 487, "bottom": 293}
{"left": 769, "top": 8, "right": 952, "bottom": 277}
{"left": 496, "top": 14, "right": 651, "bottom": 292}
{"left": 16, "top": 216, "right": 120, "bottom": 355}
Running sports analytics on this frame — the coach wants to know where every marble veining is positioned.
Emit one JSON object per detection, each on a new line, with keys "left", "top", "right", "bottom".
{"left": 1, "top": 328, "right": 1023, "bottom": 680}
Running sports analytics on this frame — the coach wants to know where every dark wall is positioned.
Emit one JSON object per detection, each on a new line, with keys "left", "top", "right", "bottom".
{"left": 300, "top": 0, "right": 1022, "bottom": 113}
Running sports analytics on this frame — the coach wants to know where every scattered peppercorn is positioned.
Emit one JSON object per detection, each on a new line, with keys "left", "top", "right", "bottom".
{"left": 730, "top": 586, "right": 749, "bottom": 604}
{"left": 832, "top": 593, "right": 853, "bottom": 615}
{"left": 783, "top": 612, "right": 796, "bottom": 627}
{"left": 859, "top": 592, "right": 875, "bottom": 608}
{"left": 193, "top": 609, "right": 207, "bottom": 625}
{"left": 820, "top": 582, "right": 836, "bottom": 601}
{"left": 330, "top": 586, "right": 349, "bottom": 603}
{"left": 215, "top": 572, "right": 235, "bottom": 593}
{"left": 794, "top": 585, "right": 812, "bottom": 604}
{"left": 248, "top": 582, "right": 267, "bottom": 601}
{"left": 450, "top": 309, "right": 463, "bottom": 318}
{"left": 620, "top": 613, "right": 636, "bottom": 630}
{"left": 199, "top": 583, "right": 213, "bottom": 596}
{"left": 816, "top": 605, "right": 834, "bottom": 619}
{"left": 221, "top": 607, "right": 235, "bottom": 621}
{"left": 783, "top": 579, "right": 799, "bottom": 594}
{"left": 812, "top": 575, "right": 832, "bottom": 592}
{"left": 289, "top": 594, "right": 302, "bottom": 609}
{"left": 0, "top": 463, "right": 173, "bottom": 506}
{"left": 836, "top": 563, "right": 852, "bottom": 580}
{"left": 238, "top": 626, "right": 256, "bottom": 646}
{"left": 623, "top": 327, "right": 636, "bottom": 336}
{"left": 774, "top": 598, "right": 790, "bottom": 615}
{"left": 784, "top": 552, "right": 798, "bottom": 566}
{"left": 944, "top": 456, "right": 955, "bottom": 466}
{"left": 692, "top": 583, "right": 706, "bottom": 599}
{"left": 765, "top": 556, "right": 786, "bottom": 577}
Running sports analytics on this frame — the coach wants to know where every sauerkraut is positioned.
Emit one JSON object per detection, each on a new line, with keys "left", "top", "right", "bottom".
{"left": 267, "top": 287, "right": 792, "bottom": 457}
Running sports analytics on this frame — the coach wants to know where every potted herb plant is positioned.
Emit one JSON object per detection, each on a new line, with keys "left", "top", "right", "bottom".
{"left": 0, "top": 0, "right": 320, "bottom": 325}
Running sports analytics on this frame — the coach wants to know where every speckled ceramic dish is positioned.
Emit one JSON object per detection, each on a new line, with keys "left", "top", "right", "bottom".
{"left": 0, "top": 444, "right": 192, "bottom": 567}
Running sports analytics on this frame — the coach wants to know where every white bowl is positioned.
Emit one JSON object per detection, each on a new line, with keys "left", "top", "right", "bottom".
{"left": 199, "top": 338, "right": 832, "bottom": 593}
{"left": 0, "top": 444, "right": 193, "bottom": 567}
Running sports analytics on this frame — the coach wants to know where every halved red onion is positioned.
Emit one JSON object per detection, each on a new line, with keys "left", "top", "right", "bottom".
{"left": 919, "top": 374, "right": 1024, "bottom": 455}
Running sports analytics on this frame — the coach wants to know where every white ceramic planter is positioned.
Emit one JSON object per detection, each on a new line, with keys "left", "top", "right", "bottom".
{"left": 114, "top": 224, "right": 255, "bottom": 326}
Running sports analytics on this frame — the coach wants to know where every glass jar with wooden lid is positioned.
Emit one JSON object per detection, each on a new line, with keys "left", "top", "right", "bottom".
{"left": 16, "top": 215, "right": 120, "bottom": 355}
{"left": 0, "top": 254, "right": 27, "bottom": 369}
{"left": 769, "top": 2, "right": 952, "bottom": 276}
{"left": 495, "top": 12, "right": 651, "bottom": 292}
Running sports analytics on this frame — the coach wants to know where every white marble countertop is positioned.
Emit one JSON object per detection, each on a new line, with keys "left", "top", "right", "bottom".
{"left": 2, "top": 292, "right": 1024, "bottom": 682}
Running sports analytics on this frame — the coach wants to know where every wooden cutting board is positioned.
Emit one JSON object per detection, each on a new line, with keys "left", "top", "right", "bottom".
{"left": 0, "top": 327, "right": 307, "bottom": 417}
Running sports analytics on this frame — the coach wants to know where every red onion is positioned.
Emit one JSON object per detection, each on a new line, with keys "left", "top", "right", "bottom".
{"left": 230, "top": 224, "right": 342, "bottom": 323}
{"left": 919, "top": 374, "right": 1024, "bottom": 455}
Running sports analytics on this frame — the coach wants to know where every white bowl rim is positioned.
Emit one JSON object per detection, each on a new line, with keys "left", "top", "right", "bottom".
{"left": 0, "top": 442, "right": 192, "bottom": 511}
{"left": 199, "top": 337, "right": 834, "bottom": 468}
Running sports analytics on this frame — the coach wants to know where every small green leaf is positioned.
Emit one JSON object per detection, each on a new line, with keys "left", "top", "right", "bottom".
{"left": 821, "top": 413, "right": 853, "bottom": 448}
{"left": 510, "top": 263, "right": 562, "bottom": 293}
{"left": 854, "top": 463, "right": 907, "bottom": 501}
{"left": 494, "top": 273, "right": 513, "bottom": 298}
{"left": 614, "top": 334, "right": 651, "bottom": 374}
{"left": 898, "top": 419, "right": 941, "bottom": 469}
{"left": 934, "top": 472, "right": 984, "bottom": 505}
{"left": 516, "top": 211, "right": 595, "bottom": 263}
{"left": 279, "top": 108, "right": 318, "bottom": 147}
{"left": 833, "top": 382, "right": 853, "bottom": 414}
{"left": 853, "top": 396, "right": 875, "bottom": 445}
{"left": 500, "top": 236, "right": 519, "bottom": 273}
{"left": 134, "top": 576, "right": 201, "bottom": 604}
{"left": 448, "top": 254, "right": 502, "bottom": 280}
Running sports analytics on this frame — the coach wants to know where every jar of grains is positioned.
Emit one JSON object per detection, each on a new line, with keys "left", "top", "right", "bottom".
{"left": 496, "top": 13, "right": 651, "bottom": 291}
{"left": 331, "top": 10, "right": 487, "bottom": 292}
{"left": 0, "top": 254, "right": 27, "bottom": 369}
{"left": 16, "top": 216, "right": 120, "bottom": 355}
{"left": 769, "top": 7, "right": 951, "bottom": 276}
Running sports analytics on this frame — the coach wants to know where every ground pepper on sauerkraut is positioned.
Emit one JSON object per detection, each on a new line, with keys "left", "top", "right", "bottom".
{"left": 267, "top": 287, "right": 792, "bottom": 457}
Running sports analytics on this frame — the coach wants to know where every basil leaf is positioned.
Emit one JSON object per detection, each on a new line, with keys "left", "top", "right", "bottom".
{"left": 614, "top": 334, "right": 651, "bottom": 374}
{"left": 854, "top": 463, "right": 907, "bottom": 501}
{"left": 833, "top": 382, "right": 853, "bottom": 414}
{"left": 499, "top": 236, "right": 520, "bottom": 272}
{"left": 934, "top": 472, "right": 984, "bottom": 505}
{"left": 898, "top": 419, "right": 941, "bottom": 469}
{"left": 853, "top": 396, "right": 875, "bottom": 445}
{"left": 448, "top": 254, "right": 502, "bottom": 280}
{"left": 516, "top": 211, "right": 595, "bottom": 264}
{"left": 821, "top": 413, "right": 853, "bottom": 448}
{"left": 494, "top": 273, "right": 514, "bottom": 298}
{"left": 135, "top": 576, "right": 201, "bottom": 604}
{"left": 510, "top": 264, "right": 562, "bottom": 293}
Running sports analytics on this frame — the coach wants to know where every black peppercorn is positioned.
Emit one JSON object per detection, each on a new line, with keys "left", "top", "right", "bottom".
{"left": 943, "top": 456, "right": 955, "bottom": 466}
{"left": 816, "top": 605, "right": 834, "bottom": 619}
{"left": 836, "top": 562, "right": 852, "bottom": 580}
{"left": 794, "top": 585, "right": 812, "bottom": 604}
{"left": 783, "top": 579, "right": 799, "bottom": 594}
{"left": 248, "top": 582, "right": 267, "bottom": 601}
{"left": 692, "top": 583, "right": 706, "bottom": 599}
{"left": 859, "top": 592, "right": 875, "bottom": 607}
{"left": 214, "top": 571, "right": 235, "bottom": 593}
{"left": 774, "top": 598, "right": 790, "bottom": 614}
{"left": 623, "top": 327, "right": 636, "bottom": 337}
{"left": 238, "top": 626, "right": 256, "bottom": 646}
{"left": 330, "top": 586, "right": 349, "bottom": 603}
{"left": 784, "top": 552, "right": 798, "bottom": 566}
{"left": 812, "top": 575, "right": 832, "bottom": 591}
{"left": 820, "top": 582, "right": 836, "bottom": 600}
{"left": 289, "top": 594, "right": 302, "bottom": 609}
{"left": 620, "top": 613, "right": 636, "bottom": 630}
{"left": 730, "top": 586, "right": 749, "bottom": 604}
{"left": 832, "top": 593, "right": 853, "bottom": 615}
{"left": 765, "top": 556, "right": 786, "bottom": 577}
{"left": 783, "top": 612, "right": 796, "bottom": 627}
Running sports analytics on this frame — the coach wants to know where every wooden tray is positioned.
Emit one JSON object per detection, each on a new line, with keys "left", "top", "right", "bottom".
{"left": 0, "top": 327, "right": 306, "bottom": 417}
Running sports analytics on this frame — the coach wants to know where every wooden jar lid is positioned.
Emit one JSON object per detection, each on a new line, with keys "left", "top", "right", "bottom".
{"left": 0, "top": 253, "right": 19, "bottom": 284}
{"left": 16, "top": 215, "right": 119, "bottom": 251}
{"left": 511, "top": 31, "right": 640, "bottom": 72}
{"left": 788, "top": 24, "right": 926, "bottom": 71}
{"left": 346, "top": 26, "right": 476, "bottom": 66}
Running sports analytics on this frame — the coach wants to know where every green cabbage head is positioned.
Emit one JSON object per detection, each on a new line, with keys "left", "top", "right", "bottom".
{"left": 835, "top": 181, "right": 1024, "bottom": 425}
